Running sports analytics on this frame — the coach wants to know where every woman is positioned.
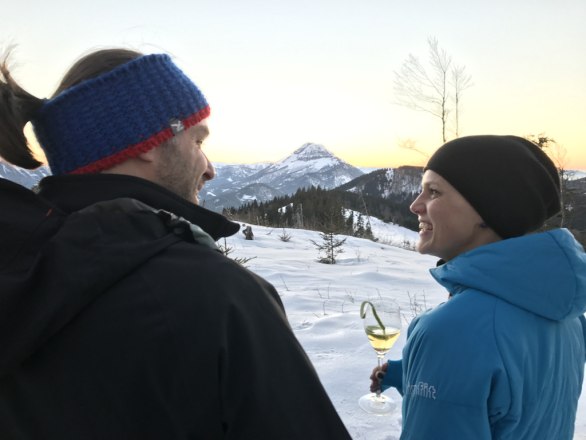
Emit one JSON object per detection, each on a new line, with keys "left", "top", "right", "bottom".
{"left": 371, "top": 135, "right": 586, "bottom": 439}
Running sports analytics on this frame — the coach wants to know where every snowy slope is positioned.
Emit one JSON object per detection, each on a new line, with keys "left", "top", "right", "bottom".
{"left": 223, "top": 223, "right": 586, "bottom": 440}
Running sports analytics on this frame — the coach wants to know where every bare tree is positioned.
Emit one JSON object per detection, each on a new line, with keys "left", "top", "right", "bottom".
{"left": 397, "top": 138, "right": 430, "bottom": 162}
{"left": 450, "top": 64, "right": 473, "bottom": 137}
{"left": 394, "top": 37, "right": 472, "bottom": 143}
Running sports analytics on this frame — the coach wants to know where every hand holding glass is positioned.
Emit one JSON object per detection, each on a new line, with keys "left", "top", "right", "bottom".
{"left": 359, "top": 299, "right": 402, "bottom": 415}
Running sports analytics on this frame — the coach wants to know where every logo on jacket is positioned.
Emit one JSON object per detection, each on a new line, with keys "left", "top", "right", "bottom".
{"left": 406, "top": 381, "right": 437, "bottom": 400}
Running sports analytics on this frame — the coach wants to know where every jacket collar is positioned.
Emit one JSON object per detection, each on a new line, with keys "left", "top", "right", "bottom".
{"left": 38, "top": 174, "right": 240, "bottom": 241}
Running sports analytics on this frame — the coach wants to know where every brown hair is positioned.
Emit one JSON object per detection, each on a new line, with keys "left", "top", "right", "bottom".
{"left": 53, "top": 48, "right": 142, "bottom": 95}
{"left": 0, "top": 48, "right": 142, "bottom": 169}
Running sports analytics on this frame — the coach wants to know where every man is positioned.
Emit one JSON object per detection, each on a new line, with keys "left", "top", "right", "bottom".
{"left": 0, "top": 49, "right": 351, "bottom": 439}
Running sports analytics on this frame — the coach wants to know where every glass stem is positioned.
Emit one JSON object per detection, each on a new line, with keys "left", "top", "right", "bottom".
{"left": 376, "top": 354, "right": 384, "bottom": 397}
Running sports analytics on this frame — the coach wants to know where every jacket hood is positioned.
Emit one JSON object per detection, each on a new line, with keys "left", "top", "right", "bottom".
{"left": 0, "top": 177, "right": 229, "bottom": 376}
{"left": 430, "top": 229, "right": 586, "bottom": 321}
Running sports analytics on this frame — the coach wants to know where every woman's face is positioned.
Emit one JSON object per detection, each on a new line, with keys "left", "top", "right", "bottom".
{"left": 410, "top": 170, "right": 499, "bottom": 261}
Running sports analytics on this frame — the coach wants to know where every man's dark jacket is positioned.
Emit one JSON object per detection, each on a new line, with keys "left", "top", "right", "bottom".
{"left": 0, "top": 175, "right": 351, "bottom": 439}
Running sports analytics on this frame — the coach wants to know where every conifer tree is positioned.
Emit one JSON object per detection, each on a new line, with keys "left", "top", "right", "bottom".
{"left": 310, "top": 232, "right": 347, "bottom": 264}
{"left": 355, "top": 214, "right": 365, "bottom": 237}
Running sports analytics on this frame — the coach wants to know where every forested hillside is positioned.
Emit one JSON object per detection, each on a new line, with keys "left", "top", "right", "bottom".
{"left": 225, "top": 185, "right": 418, "bottom": 237}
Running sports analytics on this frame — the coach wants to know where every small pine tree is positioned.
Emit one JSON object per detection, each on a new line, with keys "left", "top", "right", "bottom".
{"left": 279, "top": 228, "right": 292, "bottom": 242}
{"left": 310, "top": 232, "right": 347, "bottom": 264}
{"left": 217, "top": 238, "right": 256, "bottom": 266}
{"left": 364, "top": 223, "right": 374, "bottom": 240}
{"left": 355, "top": 214, "right": 365, "bottom": 237}
{"left": 346, "top": 211, "right": 354, "bottom": 231}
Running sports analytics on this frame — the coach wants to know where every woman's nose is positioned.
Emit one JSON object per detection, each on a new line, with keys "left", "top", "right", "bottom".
{"left": 410, "top": 194, "right": 424, "bottom": 215}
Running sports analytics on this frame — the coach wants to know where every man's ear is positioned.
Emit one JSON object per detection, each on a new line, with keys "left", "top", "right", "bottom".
{"left": 137, "top": 147, "right": 159, "bottom": 163}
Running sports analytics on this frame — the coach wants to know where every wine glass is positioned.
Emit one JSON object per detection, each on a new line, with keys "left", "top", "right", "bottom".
{"left": 358, "top": 298, "right": 402, "bottom": 415}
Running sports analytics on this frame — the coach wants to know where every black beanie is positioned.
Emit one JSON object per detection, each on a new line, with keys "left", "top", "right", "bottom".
{"left": 425, "top": 135, "right": 561, "bottom": 239}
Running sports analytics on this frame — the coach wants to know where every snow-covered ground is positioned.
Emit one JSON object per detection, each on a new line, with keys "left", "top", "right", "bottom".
{"left": 223, "top": 221, "right": 586, "bottom": 439}
{"left": 569, "top": 170, "right": 586, "bottom": 180}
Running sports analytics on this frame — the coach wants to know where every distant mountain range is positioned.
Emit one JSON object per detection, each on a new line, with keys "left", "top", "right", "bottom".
{"left": 202, "top": 143, "right": 364, "bottom": 211}
{"left": 0, "top": 144, "right": 367, "bottom": 210}
{"left": 0, "top": 162, "right": 51, "bottom": 189}
{"left": 338, "top": 166, "right": 422, "bottom": 198}
{"left": 2, "top": 145, "right": 585, "bottom": 231}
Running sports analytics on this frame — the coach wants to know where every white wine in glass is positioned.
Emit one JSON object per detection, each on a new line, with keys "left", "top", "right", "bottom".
{"left": 359, "top": 299, "right": 402, "bottom": 415}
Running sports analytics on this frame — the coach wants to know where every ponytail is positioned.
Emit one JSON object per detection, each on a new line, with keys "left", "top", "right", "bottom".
{"left": 0, "top": 50, "right": 44, "bottom": 169}
{"left": 0, "top": 48, "right": 142, "bottom": 170}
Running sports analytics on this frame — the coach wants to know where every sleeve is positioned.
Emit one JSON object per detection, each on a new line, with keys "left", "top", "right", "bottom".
{"left": 381, "top": 311, "right": 426, "bottom": 395}
{"left": 381, "top": 359, "right": 403, "bottom": 394}
{"left": 216, "top": 266, "right": 352, "bottom": 440}
{"left": 397, "top": 296, "right": 510, "bottom": 440}
{"left": 146, "top": 246, "right": 351, "bottom": 440}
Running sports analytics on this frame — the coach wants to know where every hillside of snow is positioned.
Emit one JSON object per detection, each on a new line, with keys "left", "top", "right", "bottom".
{"left": 222, "top": 222, "right": 586, "bottom": 440}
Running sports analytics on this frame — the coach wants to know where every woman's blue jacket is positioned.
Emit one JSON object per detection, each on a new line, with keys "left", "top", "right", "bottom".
{"left": 384, "top": 229, "right": 586, "bottom": 439}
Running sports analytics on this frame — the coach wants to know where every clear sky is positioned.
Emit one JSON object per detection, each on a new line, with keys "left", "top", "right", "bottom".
{"left": 3, "top": 0, "right": 585, "bottom": 169}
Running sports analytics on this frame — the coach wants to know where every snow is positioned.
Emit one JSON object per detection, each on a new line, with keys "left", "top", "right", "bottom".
{"left": 274, "top": 156, "right": 340, "bottom": 174}
{"left": 367, "top": 214, "right": 419, "bottom": 249}
{"left": 265, "top": 143, "right": 354, "bottom": 176}
{"left": 569, "top": 170, "right": 586, "bottom": 181}
{"left": 223, "top": 222, "right": 586, "bottom": 440}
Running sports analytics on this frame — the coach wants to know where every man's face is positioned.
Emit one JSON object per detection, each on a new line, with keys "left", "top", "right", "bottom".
{"left": 154, "top": 120, "right": 215, "bottom": 204}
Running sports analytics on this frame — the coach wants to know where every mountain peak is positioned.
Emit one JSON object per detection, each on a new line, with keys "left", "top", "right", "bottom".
{"left": 291, "top": 143, "right": 334, "bottom": 161}
{"left": 0, "top": 163, "right": 51, "bottom": 188}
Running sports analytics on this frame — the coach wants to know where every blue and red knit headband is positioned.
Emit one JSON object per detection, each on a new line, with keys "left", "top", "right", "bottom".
{"left": 32, "top": 54, "right": 210, "bottom": 175}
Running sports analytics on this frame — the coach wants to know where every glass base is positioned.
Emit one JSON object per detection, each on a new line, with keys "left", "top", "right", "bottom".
{"left": 358, "top": 392, "right": 397, "bottom": 415}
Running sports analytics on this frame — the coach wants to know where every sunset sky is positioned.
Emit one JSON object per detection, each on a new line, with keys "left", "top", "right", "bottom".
{"left": 3, "top": 0, "right": 585, "bottom": 169}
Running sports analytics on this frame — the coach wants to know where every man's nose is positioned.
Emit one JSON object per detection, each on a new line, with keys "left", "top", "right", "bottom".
{"left": 203, "top": 153, "right": 215, "bottom": 181}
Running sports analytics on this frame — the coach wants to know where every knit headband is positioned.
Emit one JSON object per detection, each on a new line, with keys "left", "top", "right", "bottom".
{"left": 32, "top": 54, "right": 210, "bottom": 175}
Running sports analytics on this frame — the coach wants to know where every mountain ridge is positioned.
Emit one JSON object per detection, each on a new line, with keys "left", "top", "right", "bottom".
{"left": 202, "top": 142, "right": 364, "bottom": 211}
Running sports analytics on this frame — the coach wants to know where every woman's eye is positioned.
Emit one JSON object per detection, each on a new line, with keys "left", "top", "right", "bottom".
{"left": 429, "top": 188, "right": 440, "bottom": 198}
